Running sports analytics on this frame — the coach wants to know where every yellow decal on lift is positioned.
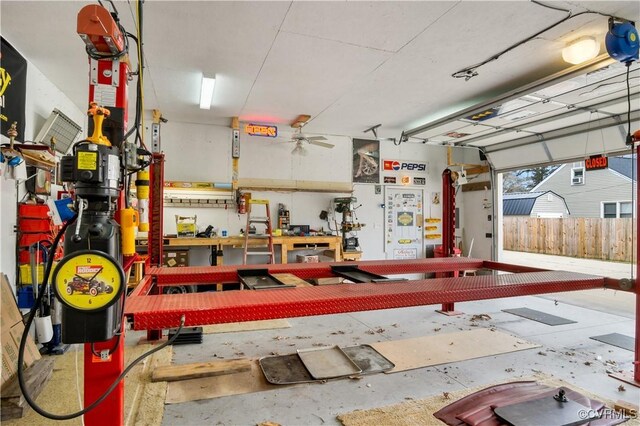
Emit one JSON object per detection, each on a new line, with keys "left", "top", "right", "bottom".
{"left": 77, "top": 152, "right": 97, "bottom": 170}
{"left": 398, "top": 239, "right": 412, "bottom": 244}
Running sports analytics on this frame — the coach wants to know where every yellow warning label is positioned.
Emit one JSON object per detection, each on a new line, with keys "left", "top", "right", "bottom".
{"left": 77, "top": 152, "right": 97, "bottom": 170}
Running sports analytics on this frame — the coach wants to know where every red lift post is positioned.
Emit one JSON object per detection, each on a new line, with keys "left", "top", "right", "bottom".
{"left": 77, "top": 5, "right": 130, "bottom": 425}
{"left": 437, "top": 168, "right": 462, "bottom": 315}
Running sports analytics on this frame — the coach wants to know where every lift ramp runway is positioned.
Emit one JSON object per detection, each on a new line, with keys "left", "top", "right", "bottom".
{"left": 125, "top": 259, "right": 615, "bottom": 331}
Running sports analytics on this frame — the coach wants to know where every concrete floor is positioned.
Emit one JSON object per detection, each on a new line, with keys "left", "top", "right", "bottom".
{"left": 161, "top": 271, "right": 639, "bottom": 425}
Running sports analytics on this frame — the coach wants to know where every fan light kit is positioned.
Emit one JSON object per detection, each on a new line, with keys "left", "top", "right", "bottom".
{"left": 286, "top": 115, "right": 334, "bottom": 155}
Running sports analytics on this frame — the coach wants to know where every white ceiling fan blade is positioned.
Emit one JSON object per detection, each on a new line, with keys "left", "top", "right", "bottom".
{"left": 309, "top": 140, "right": 335, "bottom": 149}
{"left": 306, "top": 136, "right": 327, "bottom": 142}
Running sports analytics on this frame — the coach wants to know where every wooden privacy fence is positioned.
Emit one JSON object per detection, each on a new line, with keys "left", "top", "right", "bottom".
{"left": 503, "top": 217, "right": 635, "bottom": 262}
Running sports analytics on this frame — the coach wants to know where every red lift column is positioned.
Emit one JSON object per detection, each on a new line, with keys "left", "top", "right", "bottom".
{"left": 437, "top": 169, "right": 463, "bottom": 316}
{"left": 631, "top": 144, "right": 640, "bottom": 387}
{"left": 78, "top": 6, "right": 130, "bottom": 424}
{"left": 146, "top": 153, "right": 165, "bottom": 341}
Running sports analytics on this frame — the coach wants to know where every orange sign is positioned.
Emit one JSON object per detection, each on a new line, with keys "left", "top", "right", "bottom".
{"left": 585, "top": 155, "right": 608, "bottom": 171}
{"left": 245, "top": 123, "right": 278, "bottom": 138}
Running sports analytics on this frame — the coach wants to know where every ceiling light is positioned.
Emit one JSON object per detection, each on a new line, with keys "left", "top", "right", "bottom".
{"left": 199, "top": 76, "right": 216, "bottom": 110}
{"left": 562, "top": 37, "right": 600, "bottom": 65}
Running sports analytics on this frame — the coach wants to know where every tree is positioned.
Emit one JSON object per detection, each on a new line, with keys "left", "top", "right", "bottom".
{"left": 503, "top": 166, "right": 558, "bottom": 193}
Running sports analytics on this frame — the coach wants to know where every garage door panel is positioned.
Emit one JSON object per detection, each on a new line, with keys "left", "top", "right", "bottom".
{"left": 486, "top": 143, "right": 549, "bottom": 170}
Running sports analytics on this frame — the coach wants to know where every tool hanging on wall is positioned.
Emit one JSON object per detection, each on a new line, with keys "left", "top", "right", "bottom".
{"left": 334, "top": 197, "right": 365, "bottom": 252}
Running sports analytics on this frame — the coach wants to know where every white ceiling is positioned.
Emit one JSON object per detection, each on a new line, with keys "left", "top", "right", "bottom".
{"left": 1, "top": 0, "right": 638, "bottom": 140}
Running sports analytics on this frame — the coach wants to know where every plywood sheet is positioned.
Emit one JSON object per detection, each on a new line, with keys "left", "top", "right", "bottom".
{"left": 165, "top": 360, "right": 278, "bottom": 404}
{"left": 271, "top": 273, "right": 313, "bottom": 287}
{"left": 370, "top": 329, "right": 539, "bottom": 373}
{"left": 202, "top": 319, "right": 291, "bottom": 334}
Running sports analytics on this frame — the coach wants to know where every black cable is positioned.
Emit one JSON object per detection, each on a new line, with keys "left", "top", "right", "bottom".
{"left": 626, "top": 63, "right": 632, "bottom": 144}
{"left": 452, "top": 1, "right": 628, "bottom": 80}
{"left": 105, "top": 0, "right": 119, "bottom": 16}
{"left": 18, "top": 214, "right": 186, "bottom": 420}
{"left": 531, "top": 0, "right": 571, "bottom": 13}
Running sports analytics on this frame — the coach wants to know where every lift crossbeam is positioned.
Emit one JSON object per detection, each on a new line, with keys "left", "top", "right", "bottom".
{"left": 125, "top": 269, "right": 606, "bottom": 330}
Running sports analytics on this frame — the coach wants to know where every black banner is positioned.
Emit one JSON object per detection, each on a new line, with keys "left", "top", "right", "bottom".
{"left": 1, "top": 38, "right": 27, "bottom": 140}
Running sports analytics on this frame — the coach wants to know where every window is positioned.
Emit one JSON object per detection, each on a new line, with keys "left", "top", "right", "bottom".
{"left": 571, "top": 165, "right": 584, "bottom": 185}
{"left": 602, "top": 201, "right": 634, "bottom": 218}
{"left": 620, "top": 202, "right": 633, "bottom": 218}
{"left": 603, "top": 203, "right": 617, "bottom": 218}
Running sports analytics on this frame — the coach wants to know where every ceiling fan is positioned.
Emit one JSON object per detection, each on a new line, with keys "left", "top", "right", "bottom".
{"left": 288, "top": 115, "right": 334, "bottom": 155}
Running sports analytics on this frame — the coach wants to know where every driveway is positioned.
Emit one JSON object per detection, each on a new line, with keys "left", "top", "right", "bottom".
{"left": 501, "top": 250, "right": 636, "bottom": 319}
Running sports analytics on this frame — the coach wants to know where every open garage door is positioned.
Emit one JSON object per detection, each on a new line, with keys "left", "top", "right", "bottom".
{"left": 405, "top": 58, "right": 640, "bottom": 171}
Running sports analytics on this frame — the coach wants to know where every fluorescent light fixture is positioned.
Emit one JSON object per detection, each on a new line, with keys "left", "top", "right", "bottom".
{"left": 199, "top": 76, "right": 216, "bottom": 110}
{"left": 562, "top": 37, "right": 599, "bottom": 65}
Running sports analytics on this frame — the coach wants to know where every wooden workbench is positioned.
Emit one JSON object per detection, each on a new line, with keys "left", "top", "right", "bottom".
{"left": 161, "top": 235, "right": 342, "bottom": 264}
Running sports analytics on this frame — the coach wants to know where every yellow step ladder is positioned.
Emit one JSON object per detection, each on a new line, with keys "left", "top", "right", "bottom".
{"left": 243, "top": 199, "right": 274, "bottom": 264}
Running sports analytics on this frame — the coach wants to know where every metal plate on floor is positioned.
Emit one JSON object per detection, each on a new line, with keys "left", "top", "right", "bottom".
{"left": 341, "top": 344, "right": 395, "bottom": 374}
{"left": 297, "top": 346, "right": 362, "bottom": 379}
{"left": 259, "top": 354, "right": 315, "bottom": 385}
{"left": 590, "top": 333, "right": 635, "bottom": 351}
{"left": 495, "top": 394, "right": 597, "bottom": 426}
{"left": 503, "top": 308, "right": 577, "bottom": 326}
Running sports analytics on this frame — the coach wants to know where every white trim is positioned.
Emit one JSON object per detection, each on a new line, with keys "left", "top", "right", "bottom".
{"left": 530, "top": 164, "right": 565, "bottom": 191}
{"left": 607, "top": 167, "right": 634, "bottom": 183}
{"left": 571, "top": 166, "right": 585, "bottom": 186}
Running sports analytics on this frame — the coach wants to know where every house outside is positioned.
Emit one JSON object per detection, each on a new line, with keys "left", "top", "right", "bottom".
{"left": 531, "top": 156, "right": 636, "bottom": 218}
{"left": 503, "top": 191, "right": 569, "bottom": 218}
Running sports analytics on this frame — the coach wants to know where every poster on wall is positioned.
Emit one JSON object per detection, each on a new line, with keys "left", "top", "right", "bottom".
{"left": 352, "top": 138, "right": 379, "bottom": 184}
{"left": 0, "top": 38, "right": 27, "bottom": 139}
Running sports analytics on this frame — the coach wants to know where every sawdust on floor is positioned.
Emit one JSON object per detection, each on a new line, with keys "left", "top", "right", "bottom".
{"left": 337, "top": 374, "right": 640, "bottom": 426}
{"left": 4, "top": 342, "right": 172, "bottom": 426}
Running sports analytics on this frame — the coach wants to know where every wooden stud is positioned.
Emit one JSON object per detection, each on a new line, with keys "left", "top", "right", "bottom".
{"left": 151, "top": 359, "right": 253, "bottom": 382}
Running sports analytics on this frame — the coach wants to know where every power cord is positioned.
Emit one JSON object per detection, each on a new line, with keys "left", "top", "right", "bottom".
{"left": 452, "top": 1, "right": 629, "bottom": 80}
{"left": 17, "top": 215, "right": 186, "bottom": 420}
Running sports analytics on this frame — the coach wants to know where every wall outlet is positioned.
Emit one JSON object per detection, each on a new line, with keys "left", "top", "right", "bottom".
{"left": 375, "top": 185, "right": 381, "bottom": 194}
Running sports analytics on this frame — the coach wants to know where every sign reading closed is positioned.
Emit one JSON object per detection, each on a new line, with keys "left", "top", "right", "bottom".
{"left": 585, "top": 155, "right": 608, "bottom": 171}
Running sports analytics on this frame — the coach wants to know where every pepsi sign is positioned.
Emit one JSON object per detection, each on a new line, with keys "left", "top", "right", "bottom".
{"left": 383, "top": 160, "right": 427, "bottom": 173}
